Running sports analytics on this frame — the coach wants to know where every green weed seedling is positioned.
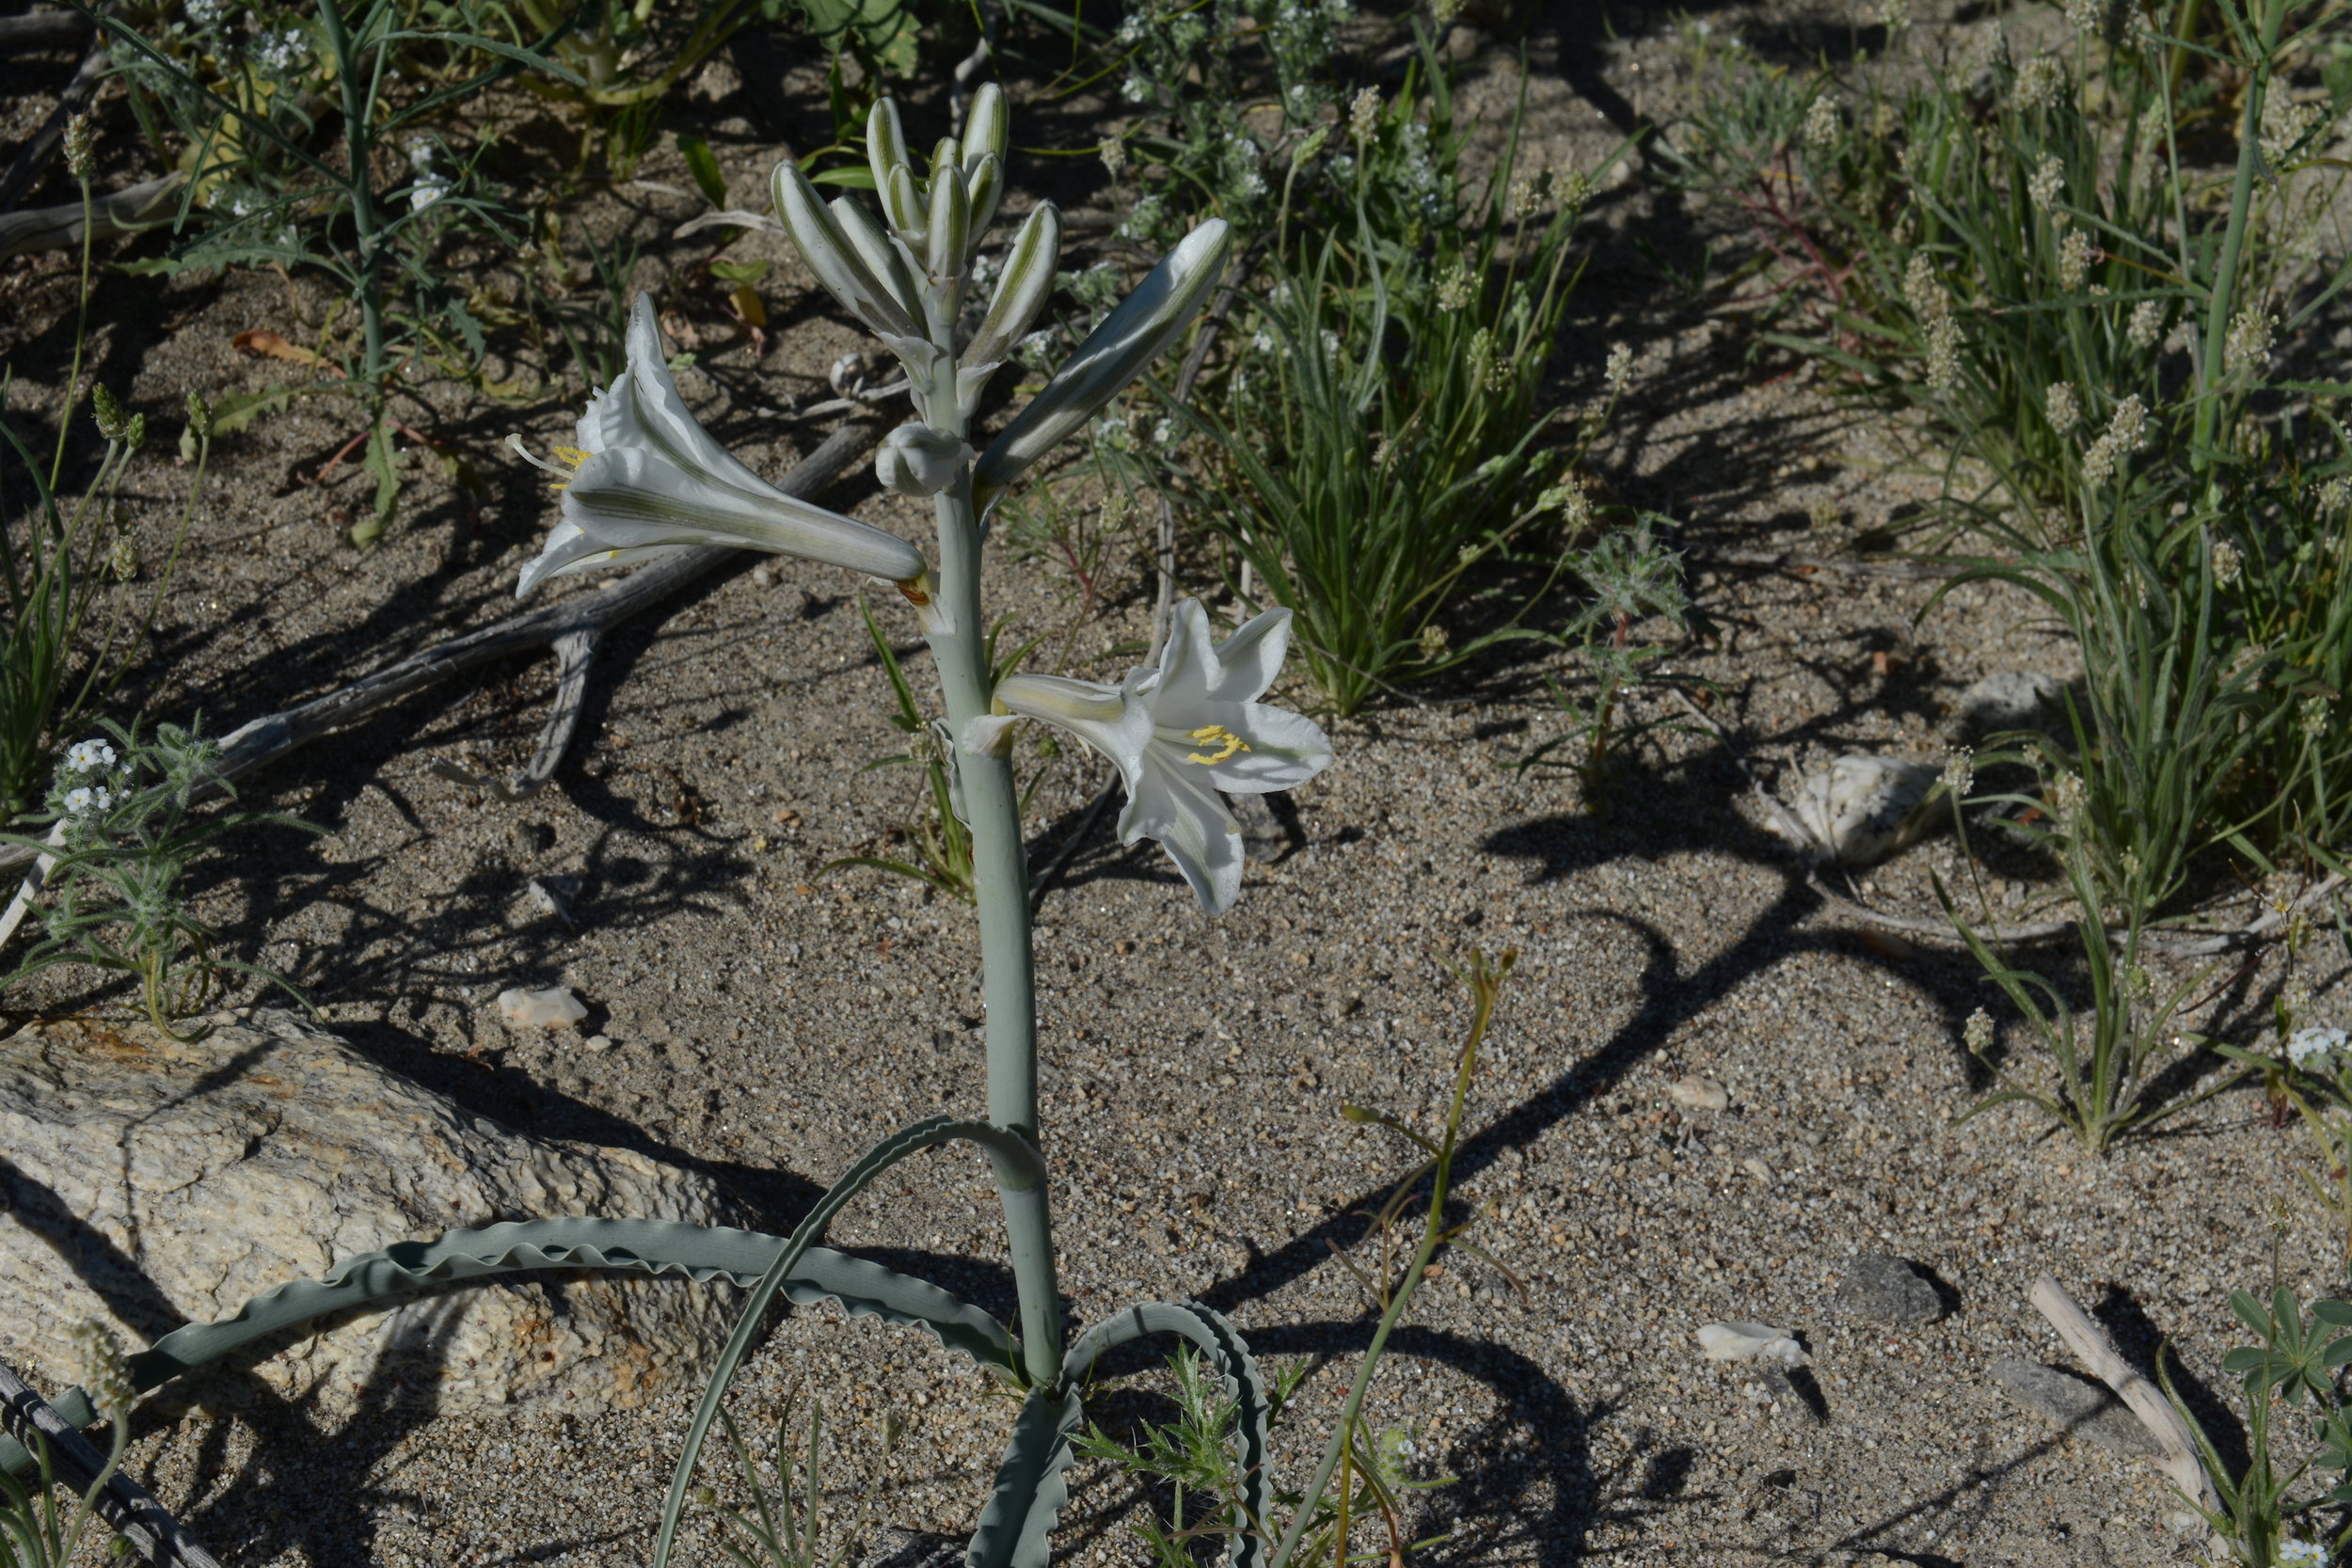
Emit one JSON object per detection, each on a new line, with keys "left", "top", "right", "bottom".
{"left": 0, "top": 716, "right": 319, "bottom": 1036}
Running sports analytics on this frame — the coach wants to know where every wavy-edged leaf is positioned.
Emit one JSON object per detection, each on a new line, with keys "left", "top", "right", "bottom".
{"left": 655, "top": 1117, "right": 1041, "bottom": 1568}
{"left": 1065, "top": 1300, "right": 1273, "bottom": 1568}
{"left": 966, "top": 1384, "right": 1084, "bottom": 1568}
{"left": 0, "top": 1216, "right": 1014, "bottom": 1477}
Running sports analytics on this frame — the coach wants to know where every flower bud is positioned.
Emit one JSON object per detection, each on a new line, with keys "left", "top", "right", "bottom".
{"left": 771, "top": 160, "right": 924, "bottom": 345}
{"left": 962, "top": 84, "right": 1008, "bottom": 175}
{"left": 964, "top": 153, "right": 1003, "bottom": 245}
{"left": 867, "top": 97, "right": 911, "bottom": 204}
{"left": 184, "top": 389, "right": 214, "bottom": 440}
{"left": 90, "top": 384, "right": 128, "bottom": 440}
{"left": 875, "top": 422, "right": 970, "bottom": 498}
{"left": 69, "top": 1319, "right": 133, "bottom": 1421}
{"left": 828, "top": 196, "right": 926, "bottom": 325}
{"left": 958, "top": 201, "right": 1059, "bottom": 411}
{"left": 884, "top": 164, "right": 926, "bottom": 245}
{"left": 927, "top": 163, "right": 970, "bottom": 282}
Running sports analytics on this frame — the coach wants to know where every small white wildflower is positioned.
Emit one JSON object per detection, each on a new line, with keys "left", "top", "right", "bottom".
{"left": 61, "top": 785, "right": 111, "bottom": 817}
{"left": 2062, "top": 0, "right": 2102, "bottom": 31}
{"left": 1604, "top": 342, "right": 1634, "bottom": 399}
{"left": 409, "top": 175, "right": 452, "bottom": 214}
{"left": 1121, "top": 75, "right": 1152, "bottom": 103}
{"left": 2321, "top": 477, "right": 2352, "bottom": 515}
{"left": 1419, "top": 624, "right": 1450, "bottom": 660}
{"left": 1152, "top": 418, "right": 1179, "bottom": 446}
{"left": 1942, "top": 747, "right": 1974, "bottom": 798}
{"left": 2051, "top": 771, "right": 2088, "bottom": 819}
{"left": 2027, "top": 154, "right": 2064, "bottom": 210}
{"left": 2303, "top": 694, "right": 2332, "bottom": 737}
{"left": 2287, "top": 1028, "right": 2348, "bottom": 1071}
{"left": 2210, "top": 539, "right": 2243, "bottom": 586}
{"left": 1435, "top": 263, "right": 1472, "bottom": 312}
{"left": 66, "top": 738, "right": 116, "bottom": 772}
{"left": 2226, "top": 305, "right": 2277, "bottom": 375}
{"left": 1099, "top": 136, "right": 1128, "bottom": 179}
{"left": 2127, "top": 298, "right": 2164, "bottom": 350}
{"left": 2045, "top": 381, "right": 2080, "bottom": 436}
{"left": 2016, "top": 56, "right": 2067, "bottom": 114}
{"left": 1880, "top": 0, "right": 1909, "bottom": 28}
{"left": 1803, "top": 93, "right": 1840, "bottom": 152}
{"left": 1556, "top": 168, "right": 1591, "bottom": 215}
{"left": 2058, "top": 229, "right": 2093, "bottom": 292}
{"left": 1348, "top": 86, "right": 1380, "bottom": 143}
{"left": 1903, "top": 253, "right": 1947, "bottom": 320}
{"left": 1507, "top": 171, "right": 1546, "bottom": 219}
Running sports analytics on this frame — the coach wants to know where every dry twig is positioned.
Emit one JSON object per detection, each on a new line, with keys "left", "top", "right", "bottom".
{"left": 0, "top": 1355, "right": 222, "bottom": 1568}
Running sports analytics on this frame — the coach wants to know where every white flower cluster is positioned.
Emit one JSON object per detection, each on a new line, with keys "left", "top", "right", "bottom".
{"left": 2015, "top": 56, "right": 2067, "bottom": 114}
{"left": 1604, "top": 342, "right": 1635, "bottom": 400}
{"left": 2080, "top": 394, "right": 2149, "bottom": 487}
{"left": 2226, "top": 305, "right": 2278, "bottom": 375}
{"left": 67, "top": 737, "right": 117, "bottom": 773}
{"left": 2127, "top": 298, "right": 2165, "bottom": 351}
{"left": 2261, "top": 95, "right": 2328, "bottom": 166}
{"left": 2026, "top": 154, "right": 2064, "bottom": 211}
{"left": 2210, "top": 539, "right": 2243, "bottom": 587}
{"left": 2288, "top": 1026, "right": 2350, "bottom": 1070}
{"left": 1803, "top": 94, "right": 1840, "bottom": 152}
{"left": 2274, "top": 1541, "right": 2328, "bottom": 1568}
{"left": 2058, "top": 229, "right": 2092, "bottom": 293}
{"left": 2046, "top": 381, "right": 2080, "bottom": 436}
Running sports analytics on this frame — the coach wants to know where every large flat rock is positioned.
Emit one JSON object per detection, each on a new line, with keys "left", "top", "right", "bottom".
{"left": 0, "top": 1008, "right": 747, "bottom": 1418}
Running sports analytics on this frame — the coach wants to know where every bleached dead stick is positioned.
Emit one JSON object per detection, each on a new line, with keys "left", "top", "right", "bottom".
{"left": 0, "top": 174, "right": 183, "bottom": 260}
{"left": 0, "top": 415, "right": 882, "bottom": 888}
{"left": 2028, "top": 1274, "right": 2225, "bottom": 1549}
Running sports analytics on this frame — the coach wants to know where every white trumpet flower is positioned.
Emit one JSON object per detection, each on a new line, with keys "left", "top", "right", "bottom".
{"left": 977, "top": 600, "right": 1330, "bottom": 912}
{"left": 514, "top": 298, "right": 928, "bottom": 597}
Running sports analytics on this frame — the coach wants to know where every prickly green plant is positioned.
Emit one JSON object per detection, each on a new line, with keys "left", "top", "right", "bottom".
{"left": 0, "top": 716, "right": 320, "bottom": 1035}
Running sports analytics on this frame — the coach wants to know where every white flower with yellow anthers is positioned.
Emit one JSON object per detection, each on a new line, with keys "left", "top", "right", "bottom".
{"left": 511, "top": 297, "right": 928, "bottom": 597}
{"left": 972, "top": 600, "right": 1331, "bottom": 913}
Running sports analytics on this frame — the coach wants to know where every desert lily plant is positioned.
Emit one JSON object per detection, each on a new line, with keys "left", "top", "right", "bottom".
{"left": 530, "top": 119, "right": 1331, "bottom": 1561}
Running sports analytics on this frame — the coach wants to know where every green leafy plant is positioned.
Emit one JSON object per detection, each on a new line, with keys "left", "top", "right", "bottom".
{"left": 2167, "top": 1283, "right": 2352, "bottom": 1566}
{"left": 0, "top": 715, "right": 320, "bottom": 1035}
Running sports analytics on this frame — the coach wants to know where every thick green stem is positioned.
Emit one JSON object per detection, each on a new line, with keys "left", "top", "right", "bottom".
{"left": 2190, "top": 0, "right": 2286, "bottom": 473}
{"left": 926, "top": 401, "right": 1062, "bottom": 1389}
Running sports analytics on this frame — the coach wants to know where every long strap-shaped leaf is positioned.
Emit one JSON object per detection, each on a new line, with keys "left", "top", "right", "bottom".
{"left": 1, "top": 1216, "right": 1016, "bottom": 1477}
{"left": 1064, "top": 1301, "right": 1274, "bottom": 1568}
{"left": 654, "top": 1115, "right": 1046, "bottom": 1568}
{"left": 965, "top": 1383, "right": 1084, "bottom": 1568}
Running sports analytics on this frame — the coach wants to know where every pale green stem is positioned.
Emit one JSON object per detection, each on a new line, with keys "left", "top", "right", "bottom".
{"left": 316, "top": 0, "right": 388, "bottom": 400}
{"left": 924, "top": 364, "right": 1064, "bottom": 1391}
{"left": 2190, "top": 0, "right": 2285, "bottom": 474}
{"left": 47, "top": 176, "right": 95, "bottom": 500}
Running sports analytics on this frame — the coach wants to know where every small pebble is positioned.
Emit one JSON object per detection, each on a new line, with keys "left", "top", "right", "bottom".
{"left": 1740, "top": 1156, "right": 1774, "bottom": 1184}
{"left": 1834, "top": 1252, "right": 1945, "bottom": 1325}
{"left": 1670, "top": 1075, "right": 1729, "bottom": 1111}
{"left": 497, "top": 986, "right": 588, "bottom": 1030}
{"left": 581, "top": 1034, "right": 612, "bottom": 1053}
{"left": 1697, "top": 1322, "right": 1805, "bottom": 1365}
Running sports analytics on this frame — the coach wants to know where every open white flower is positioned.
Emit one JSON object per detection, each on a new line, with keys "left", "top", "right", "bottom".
{"left": 980, "top": 600, "right": 1330, "bottom": 913}
{"left": 513, "top": 297, "right": 927, "bottom": 597}
{"left": 65, "top": 739, "right": 115, "bottom": 772}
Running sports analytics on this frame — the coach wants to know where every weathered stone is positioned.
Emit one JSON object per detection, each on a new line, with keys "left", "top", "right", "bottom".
{"left": 856, "top": 1528, "right": 963, "bottom": 1568}
{"left": 1697, "top": 1321, "right": 1805, "bottom": 1365}
{"left": 1669, "top": 1075, "right": 1729, "bottom": 1111}
{"left": 498, "top": 985, "right": 587, "bottom": 1030}
{"left": 1987, "top": 1355, "right": 2161, "bottom": 1458}
{"left": 0, "top": 1009, "right": 745, "bottom": 1418}
{"left": 1947, "top": 671, "right": 2068, "bottom": 744}
{"left": 1791, "top": 754, "right": 1942, "bottom": 865}
{"left": 1835, "top": 1252, "right": 1945, "bottom": 1325}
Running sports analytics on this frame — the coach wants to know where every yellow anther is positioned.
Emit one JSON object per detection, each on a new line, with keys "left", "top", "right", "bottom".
{"left": 551, "top": 445, "right": 595, "bottom": 468}
{"left": 1184, "top": 724, "right": 1251, "bottom": 765}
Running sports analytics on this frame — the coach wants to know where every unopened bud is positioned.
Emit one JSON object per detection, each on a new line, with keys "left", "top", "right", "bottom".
{"left": 90, "top": 384, "right": 129, "bottom": 440}
{"left": 1348, "top": 87, "right": 1380, "bottom": 143}
{"left": 184, "top": 389, "right": 214, "bottom": 440}
{"left": 875, "top": 422, "right": 971, "bottom": 498}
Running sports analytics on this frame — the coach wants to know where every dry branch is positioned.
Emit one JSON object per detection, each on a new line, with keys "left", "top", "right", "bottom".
{"left": 0, "top": 32, "right": 107, "bottom": 214}
{"left": 0, "top": 1355, "right": 222, "bottom": 1568}
{"left": 0, "top": 173, "right": 182, "bottom": 259}
{"left": 2027, "top": 1275, "right": 2224, "bottom": 1548}
{"left": 0, "top": 414, "right": 882, "bottom": 888}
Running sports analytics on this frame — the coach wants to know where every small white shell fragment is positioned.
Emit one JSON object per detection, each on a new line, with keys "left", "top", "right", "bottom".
{"left": 497, "top": 986, "right": 588, "bottom": 1031}
{"left": 1669, "top": 1075, "right": 1729, "bottom": 1111}
{"left": 1697, "top": 1321, "right": 1806, "bottom": 1366}
{"left": 1790, "top": 754, "right": 1942, "bottom": 865}
{"left": 581, "top": 1034, "right": 613, "bottom": 1053}
{"left": 1740, "top": 1156, "right": 1775, "bottom": 1184}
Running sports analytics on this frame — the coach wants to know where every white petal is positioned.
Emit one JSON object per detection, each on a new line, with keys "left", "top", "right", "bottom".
{"left": 580, "top": 298, "right": 781, "bottom": 500}
{"left": 1152, "top": 598, "right": 1220, "bottom": 710}
{"left": 995, "top": 672, "right": 1131, "bottom": 727}
{"left": 1118, "top": 760, "right": 1243, "bottom": 913}
{"left": 1190, "top": 704, "right": 1331, "bottom": 793}
{"left": 516, "top": 516, "right": 688, "bottom": 596}
{"left": 1205, "top": 607, "right": 1294, "bottom": 703}
{"left": 961, "top": 715, "right": 1021, "bottom": 755}
{"left": 564, "top": 447, "right": 926, "bottom": 580}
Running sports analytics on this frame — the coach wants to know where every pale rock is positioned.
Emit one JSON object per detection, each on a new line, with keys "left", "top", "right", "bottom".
{"left": 1740, "top": 1156, "right": 1775, "bottom": 1184}
{"left": 1948, "top": 670, "right": 2067, "bottom": 743}
{"left": 1697, "top": 1321, "right": 1806, "bottom": 1365}
{"left": 0, "top": 1010, "right": 746, "bottom": 1418}
{"left": 499, "top": 986, "right": 588, "bottom": 1030}
{"left": 1790, "top": 754, "right": 1942, "bottom": 865}
{"left": 1669, "top": 1075, "right": 1729, "bottom": 1111}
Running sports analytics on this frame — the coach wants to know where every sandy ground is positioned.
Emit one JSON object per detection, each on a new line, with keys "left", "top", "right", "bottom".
{"left": 0, "top": 1, "right": 2344, "bottom": 1564}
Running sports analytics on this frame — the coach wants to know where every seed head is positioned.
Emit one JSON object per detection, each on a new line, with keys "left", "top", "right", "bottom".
{"left": 69, "top": 1320, "right": 132, "bottom": 1422}
{"left": 1604, "top": 342, "right": 1634, "bottom": 399}
{"left": 2209, "top": 539, "right": 2243, "bottom": 587}
{"left": 1963, "top": 1008, "right": 1994, "bottom": 1057}
{"left": 2026, "top": 154, "right": 2064, "bottom": 210}
{"left": 2058, "top": 229, "right": 2092, "bottom": 292}
{"left": 1435, "top": 262, "right": 1472, "bottom": 312}
{"left": 1924, "top": 314, "right": 1963, "bottom": 391}
{"left": 90, "top": 385, "right": 129, "bottom": 441}
{"left": 2015, "top": 56, "right": 2067, "bottom": 114}
{"left": 2045, "top": 381, "right": 2080, "bottom": 436}
{"left": 1942, "top": 747, "right": 1974, "bottom": 798}
{"left": 2080, "top": 394, "right": 2148, "bottom": 487}
{"left": 1348, "top": 87, "right": 1380, "bottom": 144}
{"left": 1803, "top": 93, "right": 1840, "bottom": 152}
{"left": 1419, "top": 623, "right": 1450, "bottom": 660}
{"left": 1098, "top": 136, "right": 1127, "bottom": 180}
{"left": 2126, "top": 299, "right": 2164, "bottom": 351}
{"left": 62, "top": 114, "right": 95, "bottom": 182}
{"left": 1903, "top": 253, "right": 1947, "bottom": 321}
{"left": 2303, "top": 694, "right": 2332, "bottom": 738}
{"left": 2226, "top": 305, "right": 2277, "bottom": 375}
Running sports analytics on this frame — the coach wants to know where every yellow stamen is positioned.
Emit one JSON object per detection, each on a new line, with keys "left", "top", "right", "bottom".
{"left": 551, "top": 445, "right": 595, "bottom": 468}
{"left": 1184, "top": 724, "right": 1251, "bottom": 765}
